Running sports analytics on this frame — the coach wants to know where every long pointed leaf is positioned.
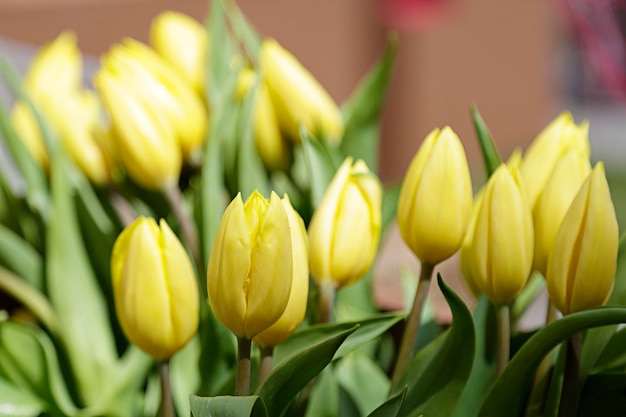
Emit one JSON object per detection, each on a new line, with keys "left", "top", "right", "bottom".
{"left": 368, "top": 387, "right": 407, "bottom": 417}
{"left": 190, "top": 395, "right": 268, "bottom": 417}
{"left": 470, "top": 104, "right": 501, "bottom": 178}
{"left": 0, "top": 223, "right": 43, "bottom": 290}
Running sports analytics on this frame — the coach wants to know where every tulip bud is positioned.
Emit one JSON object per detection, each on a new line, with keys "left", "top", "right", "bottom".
{"left": 111, "top": 217, "right": 199, "bottom": 359}
{"left": 236, "top": 68, "right": 291, "bottom": 171}
{"left": 253, "top": 195, "right": 309, "bottom": 347}
{"left": 533, "top": 149, "right": 591, "bottom": 274}
{"left": 308, "top": 157, "right": 382, "bottom": 289}
{"left": 150, "top": 11, "right": 208, "bottom": 94}
{"left": 467, "top": 164, "right": 534, "bottom": 305}
{"left": 546, "top": 163, "right": 618, "bottom": 315}
{"left": 207, "top": 190, "right": 293, "bottom": 339}
{"left": 520, "top": 111, "right": 590, "bottom": 211}
{"left": 10, "top": 101, "right": 49, "bottom": 170}
{"left": 260, "top": 38, "right": 344, "bottom": 144}
{"left": 397, "top": 126, "right": 473, "bottom": 265}
{"left": 459, "top": 189, "right": 484, "bottom": 298}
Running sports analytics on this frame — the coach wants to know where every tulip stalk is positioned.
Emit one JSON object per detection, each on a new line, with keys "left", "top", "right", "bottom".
{"left": 258, "top": 346, "right": 274, "bottom": 385}
{"left": 390, "top": 262, "right": 435, "bottom": 389}
{"left": 159, "top": 360, "right": 175, "bottom": 417}
{"left": 164, "top": 185, "right": 202, "bottom": 276}
{"left": 107, "top": 186, "right": 136, "bottom": 227}
{"left": 495, "top": 304, "right": 510, "bottom": 377}
{"left": 236, "top": 337, "right": 252, "bottom": 396}
{"left": 317, "top": 280, "right": 336, "bottom": 324}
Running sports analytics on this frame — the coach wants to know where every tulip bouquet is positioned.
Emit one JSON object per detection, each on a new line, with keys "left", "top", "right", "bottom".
{"left": 1, "top": 1, "right": 626, "bottom": 417}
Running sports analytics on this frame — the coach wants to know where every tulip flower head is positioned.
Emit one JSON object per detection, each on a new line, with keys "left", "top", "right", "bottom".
{"left": 520, "top": 111, "right": 590, "bottom": 211}
{"left": 308, "top": 157, "right": 382, "bottom": 289}
{"left": 207, "top": 191, "right": 293, "bottom": 339}
{"left": 259, "top": 38, "right": 344, "bottom": 144}
{"left": 111, "top": 217, "right": 199, "bottom": 359}
{"left": 467, "top": 164, "right": 534, "bottom": 305}
{"left": 253, "top": 195, "right": 309, "bottom": 347}
{"left": 397, "top": 126, "right": 473, "bottom": 265}
{"left": 546, "top": 163, "right": 618, "bottom": 315}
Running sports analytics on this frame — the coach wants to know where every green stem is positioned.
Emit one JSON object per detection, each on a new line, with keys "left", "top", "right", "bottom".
{"left": 0, "top": 265, "right": 59, "bottom": 337}
{"left": 236, "top": 337, "right": 252, "bottom": 396}
{"left": 557, "top": 332, "right": 582, "bottom": 417}
{"left": 390, "top": 262, "right": 435, "bottom": 390}
{"left": 258, "top": 346, "right": 274, "bottom": 385}
{"left": 317, "top": 280, "right": 336, "bottom": 324}
{"left": 107, "top": 186, "right": 135, "bottom": 227}
{"left": 159, "top": 360, "right": 175, "bottom": 417}
{"left": 496, "top": 304, "right": 510, "bottom": 377}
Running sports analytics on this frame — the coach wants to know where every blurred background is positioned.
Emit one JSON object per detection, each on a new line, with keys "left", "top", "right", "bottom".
{"left": 1, "top": 0, "right": 625, "bottom": 317}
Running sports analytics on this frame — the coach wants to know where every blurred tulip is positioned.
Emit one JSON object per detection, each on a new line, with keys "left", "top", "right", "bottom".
{"left": 150, "top": 11, "right": 208, "bottom": 94}
{"left": 10, "top": 101, "right": 49, "bottom": 170}
{"left": 207, "top": 191, "right": 293, "bottom": 339}
{"left": 260, "top": 38, "right": 344, "bottom": 144}
{"left": 533, "top": 149, "right": 591, "bottom": 274}
{"left": 397, "top": 126, "right": 473, "bottom": 265}
{"left": 468, "top": 164, "right": 534, "bottom": 305}
{"left": 459, "top": 189, "right": 484, "bottom": 298}
{"left": 520, "top": 111, "right": 590, "bottom": 211}
{"left": 308, "top": 157, "right": 382, "bottom": 289}
{"left": 236, "top": 68, "right": 291, "bottom": 171}
{"left": 98, "top": 39, "right": 207, "bottom": 166}
{"left": 546, "top": 163, "right": 618, "bottom": 315}
{"left": 111, "top": 217, "right": 199, "bottom": 359}
{"left": 253, "top": 195, "right": 308, "bottom": 347}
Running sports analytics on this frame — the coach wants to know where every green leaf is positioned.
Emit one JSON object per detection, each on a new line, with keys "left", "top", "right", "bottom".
{"left": 226, "top": 0, "right": 262, "bottom": 61}
{"left": 299, "top": 127, "right": 343, "bottom": 209}
{"left": 46, "top": 151, "right": 117, "bottom": 407}
{"left": 368, "top": 386, "right": 407, "bottom": 417}
{"left": 304, "top": 366, "right": 339, "bottom": 417}
{"left": 340, "top": 34, "right": 398, "bottom": 173}
{"left": 336, "top": 351, "right": 390, "bottom": 416}
{"left": 0, "top": 377, "right": 44, "bottom": 417}
{"left": 578, "top": 372, "right": 626, "bottom": 417}
{"left": 206, "top": 0, "right": 238, "bottom": 107}
{"left": 478, "top": 306, "right": 626, "bottom": 417}
{"left": 382, "top": 183, "right": 401, "bottom": 235}
{"left": 274, "top": 313, "right": 403, "bottom": 366}
{"left": 592, "top": 326, "right": 626, "bottom": 371}
{"left": 256, "top": 325, "right": 357, "bottom": 417}
{"left": 0, "top": 321, "right": 77, "bottom": 417}
{"left": 451, "top": 296, "right": 497, "bottom": 417}
{"left": 190, "top": 395, "right": 268, "bottom": 417}
{"left": 470, "top": 104, "right": 501, "bottom": 178}
{"left": 395, "top": 274, "right": 475, "bottom": 417}
{"left": 0, "top": 223, "right": 43, "bottom": 290}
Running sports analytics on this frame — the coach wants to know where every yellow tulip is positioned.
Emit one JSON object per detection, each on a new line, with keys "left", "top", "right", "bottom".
{"left": 207, "top": 190, "right": 293, "bottom": 339}
{"left": 533, "top": 149, "right": 591, "bottom": 274}
{"left": 236, "top": 68, "right": 291, "bottom": 171}
{"left": 150, "top": 11, "right": 208, "bottom": 94}
{"left": 260, "top": 38, "right": 343, "bottom": 144}
{"left": 468, "top": 164, "right": 534, "bottom": 305}
{"left": 10, "top": 101, "right": 49, "bottom": 170}
{"left": 520, "top": 111, "right": 589, "bottom": 211}
{"left": 111, "top": 217, "right": 199, "bottom": 359}
{"left": 253, "top": 195, "right": 309, "bottom": 347}
{"left": 308, "top": 157, "right": 382, "bottom": 289}
{"left": 397, "top": 126, "right": 473, "bottom": 265}
{"left": 459, "top": 189, "right": 484, "bottom": 298}
{"left": 546, "top": 163, "right": 618, "bottom": 315}
{"left": 98, "top": 39, "right": 207, "bottom": 165}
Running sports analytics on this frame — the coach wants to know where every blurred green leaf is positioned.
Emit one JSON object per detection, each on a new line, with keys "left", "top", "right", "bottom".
{"left": 0, "top": 321, "right": 77, "bottom": 417}
{"left": 337, "top": 351, "right": 390, "bottom": 416}
{"left": 171, "top": 336, "right": 202, "bottom": 417}
{"left": 206, "top": 0, "right": 238, "bottom": 107}
{"left": 300, "top": 127, "right": 342, "bottom": 209}
{"left": 0, "top": 223, "right": 43, "bottom": 290}
{"left": 368, "top": 386, "right": 407, "bottom": 417}
{"left": 394, "top": 275, "right": 475, "bottom": 417}
{"left": 341, "top": 34, "right": 398, "bottom": 173}
{"left": 479, "top": 306, "right": 626, "bottom": 417}
{"left": 304, "top": 366, "right": 339, "bottom": 417}
{"left": 190, "top": 394, "right": 268, "bottom": 417}
{"left": 578, "top": 372, "right": 626, "bottom": 417}
{"left": 451, "top": 296, "right": 497, "bottom": 417}
{"left": 256, "top": 326, "right": 357, "bottom": 417}
{"left": 226, "top": 0, "right": 262, "bottom": 61}
{"left": 46, "top": 151, "right": 118, "bottom": 407}
{"left": 382, "top": 182, "right": 400, "bottom": 234}
{"left": 542, "top": 342, "right": 567, "bottom": 417}
{"left": 470, "top": 104, "right": 501, "bottom": 178}
{"left": 0, "top": 377, "right": 43, "bottom": 417}
{"left": 274, "top": 313, "right": 403, "bottom": 366}
{"left": 592, "top": 326, "right": 626, "bottom": 372}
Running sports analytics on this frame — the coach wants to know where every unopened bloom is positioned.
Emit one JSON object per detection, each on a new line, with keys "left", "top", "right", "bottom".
{"left": 397, "top": 126, "right": 473, "bottom": 265}
{"left": 207, "top": 191, "right": 293, "bottom": 339}
{"left": 546, "top": 163, "right": 618, "bottom": 315}
{"left": 520, "top": 111, "right": 590, "bottom": 211}
{"left": 253, "top": 196, "right": 308, "bottom": 347}
{"left": 467, "top": 164, "right": 534, "bottom": 305}
{"left": 260, "top": 38, "right": 343, "bottom": 144}
{"left": 150, "top": 11, "right": 208, "bottom": 94}
{"left": 533, "top": 149, "right": 591, "bottom": 274}
{"left": 236, "top": 68, "right": 291, "bottom": 171}
{"left": 308, "top": 157, "right": 382, "bottom": 289}
{"left": 459, "top": 189, "right": 484, "bottom": 298}
{"left": 111, "top": 217, "right": 199, "bottom": 359}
